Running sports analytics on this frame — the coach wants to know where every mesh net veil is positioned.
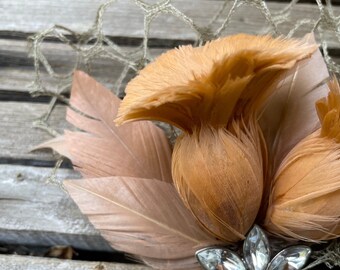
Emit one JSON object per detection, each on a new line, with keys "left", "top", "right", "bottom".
{"left": 28, "top": 0, "right": 340, "bottom": 268}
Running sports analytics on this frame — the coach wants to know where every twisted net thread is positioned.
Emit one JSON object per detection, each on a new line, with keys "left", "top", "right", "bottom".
{"left": 28, "top": 0, "right": 340, "bottom": 268}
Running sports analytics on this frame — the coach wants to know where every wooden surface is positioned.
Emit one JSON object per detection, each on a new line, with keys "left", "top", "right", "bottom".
{"left": 1, "top": 1, "right": 339, "bottom": 47}
{"left": 0, "top": 165, "right": 113, "bottom": 252}
{"left": 0, "top": 0, "right": 338, "bottom": 268}
{"left": 0, "top": 254, "right": 150, "bottom": 270}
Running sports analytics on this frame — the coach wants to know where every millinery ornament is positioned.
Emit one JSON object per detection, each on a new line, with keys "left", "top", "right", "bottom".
{"left": 39, "top": 33, "right": 340, "bottom": 269}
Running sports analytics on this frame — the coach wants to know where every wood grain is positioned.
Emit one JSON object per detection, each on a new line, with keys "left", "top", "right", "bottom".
{"left": 0, "top": 254, "right": 150, "bottom": 270}
{"left": 0, "top": 39, "right": 165, "bottom": 93}
{"left": 0, "top": 1, "right": 337, "bottom": 268}
{"left": 1, "top": 1, "right": 339, "bottom": 47}
{"left": 0, "top": 101, "right": 68, "bottom": 161}
{"left": 1, "top": 37, "right": 339, "bottom": 95}
{"left": 0, "top": 165, "right": 113, "bottom": 251}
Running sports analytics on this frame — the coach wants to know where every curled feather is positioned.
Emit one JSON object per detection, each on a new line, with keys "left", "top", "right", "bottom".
{"left": 116, "top": 34, "right": 317, "bottom": 242}
{"left": 116, "top": 34, "right": 317, "bottom": 132}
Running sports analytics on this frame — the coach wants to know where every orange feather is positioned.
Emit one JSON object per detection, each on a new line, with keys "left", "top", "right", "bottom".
{"left": 265, "top": 77, "right": 340, "bottom": 241}
{"left": 116, "top": 34, "right": 317, "bottom": 242}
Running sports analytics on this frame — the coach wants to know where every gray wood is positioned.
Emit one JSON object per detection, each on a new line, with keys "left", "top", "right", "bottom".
{"left": 0, "top": 39, "right": 165, "bottom": 93}
{"left": 0, "top": 165, "right": 113, "bottom": 251}
{"left": 1, "top": 1, "right": 339, "bottom": 47}
{"left": 1, "top": 37, "right": 339, "bottom": 95}
{"left": 0, "top": 101, "right": 68, "bottom": 161}
{"left": 0, "top": 254, "right": 150, "bottom": 270}
{"left": 0, "top": 1, "right": 337, "bottom": 267}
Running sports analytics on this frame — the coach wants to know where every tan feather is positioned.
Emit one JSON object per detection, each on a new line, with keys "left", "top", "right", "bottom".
{"left": 116, "top": 34, "right": 317, "bottom": 131}
{"left": 33, "top": 135, "right": 69, "bottom": 156}
{"left": 37, "top": 71, "right": 218, "bottom": 267}
{"left": 260, "top": 33, "right": 329, "bottom": 176}
{"left": 141, "top": 256, "right": 200, "bottom": 270}
{"left": 115, "top": 34, "right": 317, "bottom": 242}
{"left": 64, "top": 176, "right": 219, "bottom": 268}
{"left": 40, "top": 71, "right": 172, "bottom": 182}
{"left": 258, "top": 34, "right": 329, "bottom": 218}
{"left": 316, "top": 76, "right": 340, "bottom": 141}
{"left": 172, "top": 122, "right": 263, "bottom": 242}
{"left": 264, "top": 77, "right": 340, "bottom": 242}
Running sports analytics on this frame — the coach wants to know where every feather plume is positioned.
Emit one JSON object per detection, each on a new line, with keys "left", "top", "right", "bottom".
{"left": 260, "top": 34, "right": 329, "bottom": 175}
{"left": 172, "top": 122, "right": 263, "bottom": 242}
{"left": 258, "top": 34, "right": 329, "bottom": 218}
{"left": 39, "top": 71, "right": 172, "bottom": 182}
{"left": 116, "top": 34, "right": 317, "bottom": 131}
{"left": 37, "top": 71, "right": 220, "bottom": 268}
{"left": 64, "top": 176, "right": 218, "bottom": 268}
{"left": 316, "top": 76, "right": 340, "bottom": 141}
{"left": 115, "top": 34, "right": 317, "bottom": 242}
{"left": 264, "top": 77, "right": 340, "bottom": 241}
{"left": 140, "top": 256, "right": 200, "bottom": 270}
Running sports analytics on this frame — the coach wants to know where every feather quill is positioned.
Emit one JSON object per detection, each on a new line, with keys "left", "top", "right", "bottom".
{"left": 64, "top": 176, "right": 218, "bottom": 268}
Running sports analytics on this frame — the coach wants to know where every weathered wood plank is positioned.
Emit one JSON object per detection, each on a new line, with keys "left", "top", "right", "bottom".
{"left": 1, "top": 1, "right": 340, "bottom": 47}
{"left": 0, "top": 254, "right": 150, "bottom": 270}
{"left": 0, "top": 165, "right": 112, "bottom": 252}
{"left": 0, "top": 101, "right": 67, "bottom": 161}
{"left": 0, "top": 39, "right": 165, "bottom": 93}
{"left": 1, "top": 37, "right": 340, "bottom": 96}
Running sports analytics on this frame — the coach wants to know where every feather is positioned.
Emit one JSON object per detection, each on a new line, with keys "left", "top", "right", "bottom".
{"left": 115, "top": 34, "right": 318, "bottom": 242}
{"left": 141, "top": 256, "right": 200, "bottom": 270}
{"left": 32, "top": 135, "right": 69, "bottom": 156}
{"left": 258, "top": 34, "right": 329, "bottom": 219}
{"left": 316, "top": 76, "right": 340, "bottom": 141}
{"left": 265, "top": 132, "right": 340, "bottom": 241}
{"left": 40, "top": 71, "right": 172, "bottom": 182}
{"left": 172, "top": 124, "right": 263, "bottom": 242}
{"left": 37, "top": 71, "right": 218, "bottom": 267}
{"left": 260, "top": 33, "right": 329, "bottom": 176}
{"left": 264, "top": 78, "right": 340, "bottom": 241}
{"left": 116, "top": 34, "right": 317, "bottom": 132}
{"left": 64, "top": 176, "right": 219, "bottom": 268}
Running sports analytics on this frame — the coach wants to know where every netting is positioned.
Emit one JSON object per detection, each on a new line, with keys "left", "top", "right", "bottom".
{"left": 28, "top": 0, "right": 340, "bottom": 135}
{"left": 27, "top": 0, "right": 340, "bottom": 268}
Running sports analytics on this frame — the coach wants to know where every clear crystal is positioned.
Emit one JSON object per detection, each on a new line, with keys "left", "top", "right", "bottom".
{"left": 196, "top": 247, "right": 246, "bottom": 270}
{"left": 243, "top": 225, "right": 270, "bottom": 270}
{"left": 267, "top": 246, "right": 312, "bottom": 270}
